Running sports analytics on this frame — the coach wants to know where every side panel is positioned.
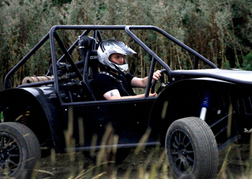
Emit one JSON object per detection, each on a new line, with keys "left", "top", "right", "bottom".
{"left": 67, "top": 98, "right": 157, "bottom": 149}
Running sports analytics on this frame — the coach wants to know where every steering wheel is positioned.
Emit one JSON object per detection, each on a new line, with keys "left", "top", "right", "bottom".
{"left": 151, "top": 69, "right": 167, "bottom": 94}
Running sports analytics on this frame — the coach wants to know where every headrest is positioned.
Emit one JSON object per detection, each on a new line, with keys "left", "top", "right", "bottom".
{"left": 78, "top": 36, "right": 98, "bottom": 49}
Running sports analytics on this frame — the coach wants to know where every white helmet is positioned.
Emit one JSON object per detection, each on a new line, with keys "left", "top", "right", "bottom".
{"left": 97, "top": 39, "right": 136, "bottom": 73}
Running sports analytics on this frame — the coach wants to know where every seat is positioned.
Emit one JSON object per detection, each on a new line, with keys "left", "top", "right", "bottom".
{"left": 82, "top": 50, "right": 99, "bottom": 100}
{"left": 79, "top": 36, "right": 99, "bottom": 100}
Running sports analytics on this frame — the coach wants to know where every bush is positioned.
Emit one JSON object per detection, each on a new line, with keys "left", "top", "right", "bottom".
{"left": 243, "top": 52, "right": 252, "bottom": 70}
{"left": 0, "top": 0, "right": 252, "bottom": 89}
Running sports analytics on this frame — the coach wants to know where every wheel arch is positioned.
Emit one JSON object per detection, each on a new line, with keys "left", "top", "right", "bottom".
{"left": 149, "top": 78, "right": 236, "bottom": 144}
{"left": 0, "top": 88, "right": 66, "bottom": 153}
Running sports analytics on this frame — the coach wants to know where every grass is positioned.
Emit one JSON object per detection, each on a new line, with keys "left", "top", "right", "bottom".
{"left": 1, "top": 107, "right": 252, "bottom": 178}
{"left": 35, "top": 143, "right": 252, "bottom": 179}
{"left": 35, "top": 111, "right": 170, "bottom": 179}
{"left": 33, "top": 109, "right": 252, "bottom": 179}
{"left": 37, "top": 106, "right": 252, "bottom": 179}
{"left": 37, "top": 146, "right": 169, "bottom": 179}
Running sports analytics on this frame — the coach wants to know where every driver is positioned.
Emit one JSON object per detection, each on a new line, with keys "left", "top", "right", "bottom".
{"left": 93, "top": 39, "right": 161, "bottom": 100}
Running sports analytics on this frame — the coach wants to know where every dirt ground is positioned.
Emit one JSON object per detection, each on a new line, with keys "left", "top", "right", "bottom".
{"left": 35, "top": 144, "right": 252, "bottom": 179}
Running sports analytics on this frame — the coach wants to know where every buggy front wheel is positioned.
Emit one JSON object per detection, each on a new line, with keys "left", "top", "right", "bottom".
{"left": 165, "top": 117, "right": 219, "bottom": 179}
{"left": 0, "top": 122, "right": 41, "bottom": 179}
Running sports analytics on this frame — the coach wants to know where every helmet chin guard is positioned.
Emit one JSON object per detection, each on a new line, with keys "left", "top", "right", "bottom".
{"left": 97, "top": 39, "right": 136, "bottom": 73}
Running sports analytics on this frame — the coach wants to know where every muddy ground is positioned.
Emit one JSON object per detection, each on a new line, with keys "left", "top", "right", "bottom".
{"left": 35, "top": 144, "right": 252, "bottom": 179}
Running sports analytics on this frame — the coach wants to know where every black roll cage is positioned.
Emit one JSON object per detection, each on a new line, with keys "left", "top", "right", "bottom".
{"left": 4, "top": 25, "right": 218, "bottom": 104}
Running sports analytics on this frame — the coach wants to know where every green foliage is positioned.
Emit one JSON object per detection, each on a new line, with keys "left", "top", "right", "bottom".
{"left": 0, "top": 112, "right": 3, "bottom": 122}
{"left": 52, "top": 0, "right": 71, "bottom": 6}
{"left": 0, "top": 0, "right": 252, "bottom": 89}
{"left": 243, "top": 52, "right": 252, "bottom": 70}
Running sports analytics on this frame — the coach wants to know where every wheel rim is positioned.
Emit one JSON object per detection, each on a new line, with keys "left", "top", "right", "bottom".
{"left": 169, "top": 129, "right": 195, "bottom": 174}
{"left": 0, "top": 132, "right": 20, "bottom": 176}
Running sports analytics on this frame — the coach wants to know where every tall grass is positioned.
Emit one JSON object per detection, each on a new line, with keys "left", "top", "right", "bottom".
{"left": 0, "top": 0, "right": 252, "bottom": 89}
{"left": 36, "top": 116, "right": 252, "bottom": 179}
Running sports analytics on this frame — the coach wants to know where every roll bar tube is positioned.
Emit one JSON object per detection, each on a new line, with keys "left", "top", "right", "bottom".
{"left": 3, "top": 25, "right": 218, "bottom": 99}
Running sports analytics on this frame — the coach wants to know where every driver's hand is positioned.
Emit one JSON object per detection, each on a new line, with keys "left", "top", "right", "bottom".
{"left": 149, "top": 89, "right": 158, "bottom": 97}
{"left": 152, "top": 70, "right": 161, "bottom": 81}
{"left": 149, "top": 92, "right": 157, "bottom": 97}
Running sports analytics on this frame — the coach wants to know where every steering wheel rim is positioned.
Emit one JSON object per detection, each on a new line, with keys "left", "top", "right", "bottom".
{"left": 151, "top": 69, "right": 166, "bottom": 94}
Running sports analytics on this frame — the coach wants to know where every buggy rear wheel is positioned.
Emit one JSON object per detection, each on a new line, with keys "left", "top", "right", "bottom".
{"left": 0, "top": 122, "right": 41, "bottom": 179}
{"left": 165, "top": 117, "right": 218, "bottom": 179}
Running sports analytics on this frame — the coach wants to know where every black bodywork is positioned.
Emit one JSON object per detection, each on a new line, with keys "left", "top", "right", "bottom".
{"left": 1, "top": 25, "right": 252, "bottom": 155}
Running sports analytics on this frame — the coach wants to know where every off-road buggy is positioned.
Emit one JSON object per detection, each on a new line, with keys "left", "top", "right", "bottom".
{"left": 0, "top": 25, "right": 252, "bottom": 179}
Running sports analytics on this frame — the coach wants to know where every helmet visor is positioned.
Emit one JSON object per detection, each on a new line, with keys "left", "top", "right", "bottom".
{"left": 109, "top": 53, "right": 127, "bottom": 65}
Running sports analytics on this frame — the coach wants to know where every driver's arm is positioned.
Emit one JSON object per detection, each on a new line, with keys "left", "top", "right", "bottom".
{"left": 131, "top": 70, "right": 161, "bottom": 88}
{"left": 103, "top": 89, "right": 157, "bottom": 100}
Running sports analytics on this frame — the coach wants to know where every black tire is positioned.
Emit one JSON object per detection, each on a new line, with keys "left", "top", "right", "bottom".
{"left": 0, "top": 122, "right": 41, "bottom": 179}
{"left": 165, "top": 117, "right": 218, "bottom": 179}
